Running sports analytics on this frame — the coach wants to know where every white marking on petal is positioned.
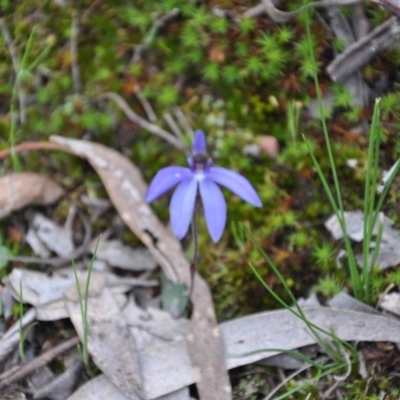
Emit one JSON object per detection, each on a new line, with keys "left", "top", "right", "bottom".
{"left": 194, "top": 171, "right": 205, "bottom": 181}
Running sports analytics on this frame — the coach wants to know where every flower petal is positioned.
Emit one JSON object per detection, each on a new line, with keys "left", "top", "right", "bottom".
{"left": 207, "top": 166, "right": 262, "bottom": 207}
{"left": 199, "top": 179, "right": 227, "bottom": 242}
{"left": 146, "top": 166, "right": 192, "bottom": 203}
{"left": 192, "top": 129, "right": 207, "bottom": 154}
{"left": 170, "top": 178, "right": 198, "bottom": 239}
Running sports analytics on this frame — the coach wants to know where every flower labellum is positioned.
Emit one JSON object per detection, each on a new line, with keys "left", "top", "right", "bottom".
{"left": 146, "top": 130, "right": 262, "bottom": 242}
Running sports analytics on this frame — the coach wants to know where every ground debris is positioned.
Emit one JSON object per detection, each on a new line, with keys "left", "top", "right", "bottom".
{"left": 0, "top": 173, "right": 64, "bottom": 220}
{"left": 325, "top": 210, "right": 400, "bottom": 269}
{"left": 89, "top": 237, "right": 157, "bottom": 271}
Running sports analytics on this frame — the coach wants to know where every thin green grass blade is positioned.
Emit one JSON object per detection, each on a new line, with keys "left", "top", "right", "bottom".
{"left": 303, "top": 8, "right": 363, "bottom": 298}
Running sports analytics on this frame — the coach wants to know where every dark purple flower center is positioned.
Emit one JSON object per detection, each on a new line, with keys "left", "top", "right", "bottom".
{"left": 193, "top": 153, "right": 207, "bottom": 167}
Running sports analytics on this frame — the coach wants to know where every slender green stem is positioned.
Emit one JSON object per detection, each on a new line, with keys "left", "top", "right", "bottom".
{"left": 72, "top": 235, "right": 101, "bottom": 371}
{"left": 191, "top": 197, "right": 200, "bottom": 267}
{"left": 304, "top": 9, "right": 362, "bottom": 299}
{"left": 246, "top": 226, "right": 356, "bottom": 362}
{"left": 188, "top": 197, "right": 200, "bottom": 300}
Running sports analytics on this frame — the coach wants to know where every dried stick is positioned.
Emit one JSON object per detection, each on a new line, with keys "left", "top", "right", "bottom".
{"left": 134, "top": 83, "right": 157, "bottom": 122}
{"left": 163, "top": 112, "right": 185, "bottom": 142}
{"left": 173, "top": 108, "right": 194, "bottom": 136}
{"left": 243, "top": 3, "right": 267, "bottom": 18}
{"left": 0, "top": 141, "right": 62, "bottom": 160}
{"left": 0, "top": 17, "right": 26, "bottom": 124}
{"left": 71, "top": 12, "right": 82, "bottom": 93}
{"left": 264, "top": 357, "right": 327, "bottom": 400}
{"left": 97, "top": 92, "right": 187, "bottom": 151}
{"left": 131, "top": 8, "right": 180, "bottom": 64}
{"left": 0, "top": 336, "right": 80, "bottom": 390}
{"left": 351, "top": 4, "right": 370, "bottom": 41}
{"left": 327, "top": 16, "right": 400, "bottom": 82}
{"left": 260, "top": 0, "right": 362, "bottom": 23}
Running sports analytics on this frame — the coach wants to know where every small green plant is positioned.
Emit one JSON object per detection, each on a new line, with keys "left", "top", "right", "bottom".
{"left": 239, "top": 224, "right": 357, "bottom": 398}
{"left": 312, "top": 242, "right": 337, "bottom": 270}
{"left": 303, "top": 8, "right": 400, "bottom": 304}
{"left": 18, "top": 282, "right": 37, "bottom": 362}
{"left": 72, "top": 236, "right": 100, "bottom": 371}
{"left": 222, "top": 65, "right": 242, "bottom": 84}
{"left": 239, "top": 17, "right": 256, "bottom": 35}
{"left": 210, "top": 17, "right": 228, "bottom": 35}
{"left": 313, "top": 275, "right": 343, "bottom": 297}
{"left": 203, "top": 62, "right": 220, "bottom": 81}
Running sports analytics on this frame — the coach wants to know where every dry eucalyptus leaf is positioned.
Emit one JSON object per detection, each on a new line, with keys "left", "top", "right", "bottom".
{"left": 325, "top": 210, "right": 397, "bottom": 242}
{"left": 67, "top": 305, "right": 400, "bottom": 398}
{"left": 6, "top": 268, "right": 71, "bottom": 306}
{"left": 35, "top": 300, "right": 69, "bottom": 321}
{"left": 1, "top": 285, "right": 15, "bottom": 320}
{"left": 326, "top": 211, "right": 400, "bottom": 269}
{"left": 25, "top": 228, "right": 51, "bottom": 258}
{"left": 62, "top": 302, "right": 400, "bottom": 398}
{"left": 32, "top": 214, "right": 74, "bottom": 258}
{"left": 357, "top": 242, "right": 400, "bottom": 269}
{"left": 297, "top": 293, "right": 321, "bottom": 308}
{"left": 380, "top": 292, "right": 400, "bottom": 316}
{"left": 89, "top": 238, "right": 157, "bottom": 271}
{"left": 5, "top": 268, "right": 152, "bottom": 321}
{"left": 28, "top": 365, "right": 54, "bottom": 397}
{"left": 222, "top": 307, "right": 400, "bottom": 369}
{"left": 67, "top": 288, "right": 144, "bottom": 399}
{"left": 33, "top": 359, "right": 82, "bottom": 400}
{"left": 134, "top": 334, "right": 194, "bottom": 399}
{"left": 67, "top": 374, "right": 191, "bottom": 400}
{"left": 50, "top": 136, "right": 231, "bottom": 400}
{"left": 328, "top": 292, "right": 380, "bottom": 314}
{"left": 123, "top": 300, "right": 191, "bottom": 341}
{"left": 0, "top": 173, "right": 64, "bottom": 220}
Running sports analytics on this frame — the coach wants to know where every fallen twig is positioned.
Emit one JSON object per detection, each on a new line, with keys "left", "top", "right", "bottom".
{"left": 0, "top": 336, "right": 80, "bottom": 391}
{"left": 327, "top": 16, "right": 400, "bottom": 82}
{"left": 163, "top": 112, "right": 185, "bottom": 142}
{"left": 130, "top": 8, "right": 180, "bottom": 64}
{"left": 173, "top": 107, "right": 194, "bottom": 136}
{"left": 0, "top": 141, "right": 62, "bottom": 160}
{"left": 134, "top": 83, "right": 156, "bottom": 123}
{"left": 264, "top": 359, "right": 326, "bottom": 400}
{"left": 260, "top": 0, "right": 362, "bottom": 23}
{"left": 97, "top": 92, "right": 187, "bottom": 151}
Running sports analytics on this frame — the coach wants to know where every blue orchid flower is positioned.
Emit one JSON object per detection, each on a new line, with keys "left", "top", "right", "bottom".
{"left": 146, "top": 130, "right": 262, "bottom": 242}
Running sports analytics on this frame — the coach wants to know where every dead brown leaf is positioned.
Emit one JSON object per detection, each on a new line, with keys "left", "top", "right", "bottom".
{"left": 0, "top": 173, "right": 64, "bottom": 220}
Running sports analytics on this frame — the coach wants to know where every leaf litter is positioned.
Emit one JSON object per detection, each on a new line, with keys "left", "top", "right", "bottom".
{"left": 0, "top": 173, "right": 64, "bottom": 220}
{"left": 2, "top": 139, "right": 400, "bottom": 399}
{"left": 325, "top": 210, "right": 400, "bottom": 269}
